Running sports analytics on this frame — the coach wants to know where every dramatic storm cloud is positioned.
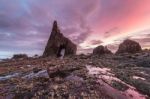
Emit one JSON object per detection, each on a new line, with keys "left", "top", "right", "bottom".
{"left": 0, "top": 0, "right": 150, "bottom": 58}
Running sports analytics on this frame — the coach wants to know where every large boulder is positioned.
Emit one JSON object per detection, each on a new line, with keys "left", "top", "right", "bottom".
{"left": 93, "top": 45, "right": 112, "bottom": 55}
{"left": 43, "top": 21, "right": 77, "bottom": 57}
{"left": 116, "top": 39, "right": 142, "bottom": 54}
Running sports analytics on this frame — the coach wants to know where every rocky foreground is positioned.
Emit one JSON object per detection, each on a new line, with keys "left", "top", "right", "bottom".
{"left": 0, "top": 51, "right": 150, "bottom": 99}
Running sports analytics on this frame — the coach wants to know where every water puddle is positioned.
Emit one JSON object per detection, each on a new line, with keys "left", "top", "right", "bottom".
{"left": 86, "top": 65, "right": 112, "bottom": 76}
{"left": 133, "top": 76, "right": 146, "bottom": 80}
{"left": 66, "top": 75, "right": 84, "bottom": 82}
{"left": 23, "top": 70, "right": 49, "bottom": 79}
{"left": 86, "top": 65, "right": 147, "bottom": 99}
{"left": 140, "top": 71, "right": 149, "bottom": 76}
{"left": 27, "top": 65, "right": 32, "bottom": 67}
{"left": 125, "top": 89, "right": 146, "bottom": 99}
{"left": 0, "top": 73, "right": 19, "bottom": 81}
{"left": 65, "top": 75, "right": 84, "bottom": 87}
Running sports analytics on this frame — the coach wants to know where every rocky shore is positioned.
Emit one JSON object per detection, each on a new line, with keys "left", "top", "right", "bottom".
{"left": 0, "top": 50, "right": 150, "bottom": 99}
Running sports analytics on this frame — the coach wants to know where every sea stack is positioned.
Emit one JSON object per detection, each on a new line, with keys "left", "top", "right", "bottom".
{"left": 93, "top": 45, "right": 112, "bottom": 55}
{"left": 43, "top": 21, "right": 77, "bottom": 57}
{"left": 116, "top": 39, "right": 142, "bottom": 54}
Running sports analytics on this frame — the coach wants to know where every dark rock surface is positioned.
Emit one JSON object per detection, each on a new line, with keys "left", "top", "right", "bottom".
{"left": 43, "top": 21, "right": 77, "bottom": 57}
{"left": 116, "top": 39, "right": 142, "bottom": 54}
{"left": 0, "top": 50, "right": 150, "bottom": 99}
{"left": 12, "top": 54, "right": 28, "bottom": 60}
{"left": 33, "top": 67, "right": 42, "bottom": 73}
{"left": 93, "top": 45, "right": 112, "bottom": 55}
{"left": 135, "top": 57, "right": 150, "bottom": 67}
{"left": 47, "top": 65, "right": 80, "bottom": 78}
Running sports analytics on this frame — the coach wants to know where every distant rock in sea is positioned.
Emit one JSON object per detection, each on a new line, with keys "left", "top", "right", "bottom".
{"left": 43, "top": 21, "right": 77, "bottom": 57}
{"left": 12, "top": 54, "right": 28, "bottom": 60}
{"left": 93, "top": 45, "right": 112, "bottom": 55}
{"left": 116, "top": 39, "right": 142, "bottom": 54}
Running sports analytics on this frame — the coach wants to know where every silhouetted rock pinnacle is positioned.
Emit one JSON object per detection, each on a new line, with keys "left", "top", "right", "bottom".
{"left": 43, "top": 21, "right": 77, "bottom": 57}
{"left": 93, "top": 45, "right": 112, "bottom": 55}
{"left": 52, "top": 20, "right": 60, "bottom": 34}
{"left": 116, "top": 39, "right": 142, "bottom": 54}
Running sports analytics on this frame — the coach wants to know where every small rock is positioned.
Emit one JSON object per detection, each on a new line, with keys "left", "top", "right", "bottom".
{"left": 33, "top": 68, "right": 42, "bottom": 73}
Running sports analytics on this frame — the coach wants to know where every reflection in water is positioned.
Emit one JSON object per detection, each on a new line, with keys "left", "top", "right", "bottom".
{"left": 23, "top": 70, "right": 49, "bottom": 79}
{"left": 0, "top": 73, "right": 19, "bottom": 81}
{"left": 86, "top": 65, "right": 112, "bottom": 75}
{"left": 86, "top": 65, "right": 147, "bottom": 99}
{"left": 133, "top": 76, "right": 146, "bottom": 80}
{"left": 125, "top": 89, "right": 146, "bottom": 99}
{"left": 140, "top": 71, "right": 149, "bottom": 76}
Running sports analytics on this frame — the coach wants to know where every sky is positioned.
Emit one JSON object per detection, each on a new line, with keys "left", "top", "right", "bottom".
{"left": 0, "top": 0, "right": 150, "bottom": 58}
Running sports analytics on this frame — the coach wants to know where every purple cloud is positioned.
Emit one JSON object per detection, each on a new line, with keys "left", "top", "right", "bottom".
{"left": 0, "top": 0, "right": 150, "bottom": 58}
{"left": 90, "top": 40, "right": 103, "bottom": 45}
{"left": 0, "top": 0, "right": 100, "bottom": 58}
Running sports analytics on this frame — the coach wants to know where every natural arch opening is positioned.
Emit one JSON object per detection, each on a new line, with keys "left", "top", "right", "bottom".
{"left": 57, "top": 44, "right": 66, "bottom": 59}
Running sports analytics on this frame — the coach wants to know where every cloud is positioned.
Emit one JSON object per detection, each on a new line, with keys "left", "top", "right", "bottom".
{"left": 0, "top": 0, "right": 100, "bottom": 57}
{"left": 0, "top": 0, "right": 150, "bottom": 58}
{"left": 107, "top": 43, "right": 119, "bottom": 53}
{"left": 129, "top": 33, "right": 150, "bottom": 48}
{"left": 90, "top": 40, "right": 103, "bottom": 45}
{"left": 104, "top": 27, "right": 120, "bottom": 38}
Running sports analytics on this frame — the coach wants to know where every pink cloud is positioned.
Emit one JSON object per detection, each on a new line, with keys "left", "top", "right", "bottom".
{"left": 0, "top": 0, "right": 150, "bottom": 57}
{"left": 90, "top": 40, "right": 103, "bottom": 45}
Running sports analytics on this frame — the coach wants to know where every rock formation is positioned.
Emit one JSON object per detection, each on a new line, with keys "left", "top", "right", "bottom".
{"left": 93, "top": 45, "right": 112, "bottom": 55}
{"left": 12, "top": 54, "right": 28, "bottom": 59}
{"left": 43, "top": 21, "right": 77, "bottom": 57}
{"left": 116, "top": 39, "right": 142, "bottom": 54}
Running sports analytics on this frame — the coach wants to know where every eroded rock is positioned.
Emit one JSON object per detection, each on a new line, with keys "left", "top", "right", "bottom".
{"left": 93, "top": 45, "right": 112, "bottom": 55}
{"left": 43, "top": 21, "right": 77, "bottom": 57}
{"left": 116, "top": 39, "right": 142, "bottom": 54}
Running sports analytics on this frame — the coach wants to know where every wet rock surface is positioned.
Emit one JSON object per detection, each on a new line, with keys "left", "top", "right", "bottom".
{"left": 0, "top": 51, "right": 150, "bottom": 99}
